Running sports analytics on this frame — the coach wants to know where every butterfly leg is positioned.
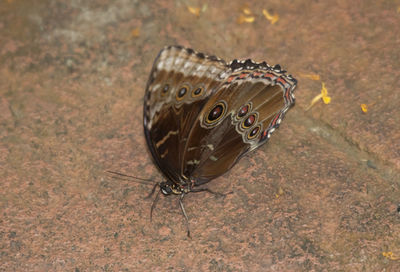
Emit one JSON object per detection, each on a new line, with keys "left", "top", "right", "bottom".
{"left": 179, "top": 193, "right": 191, "bottom": 238}
{"left": 149, "top": 189, "right": 161, "bottom": 222}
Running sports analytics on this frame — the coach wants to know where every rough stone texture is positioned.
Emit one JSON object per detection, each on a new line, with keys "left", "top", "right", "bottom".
{"left": 1, "top": 0, "right": 399, "bottom": 271}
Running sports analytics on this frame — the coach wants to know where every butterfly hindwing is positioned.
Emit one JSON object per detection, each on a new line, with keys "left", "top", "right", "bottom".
{"left": 182, "top": 62, "right": 297, "bottom": 183}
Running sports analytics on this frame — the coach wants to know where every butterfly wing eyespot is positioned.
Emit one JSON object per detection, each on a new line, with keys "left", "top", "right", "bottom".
{"left": 241, "top": 113, "right": 258, "bottom": 129}
{"left": 176, "top": 85, "right": 189, "bottom": 101}
{"left": 247, "top": 124, "right": 262, "bottom": 140}
{"left": 235, "top": 103, "right": 252, "bottom": 121}
{"left": 191, "top": 86, "right": 204, "bottom": 98}
{"left": 204, "top": 101, "right": 227, "bottom": 126}
{"left": 160, "top": 84, "right": 170, "bottom": 97}
{"left": 237, "top": 104, "right": 249, "bottom": 118}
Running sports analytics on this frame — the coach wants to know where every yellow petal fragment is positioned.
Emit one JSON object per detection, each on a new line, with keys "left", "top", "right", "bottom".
{"left": 237, "top": 14, "right": 255, "bottom": 24}
{"left": 276, "top": 187, "right": 284, "bottom": 198}
{"left": 299, "top": 73, "right": 321, "bottom": 81}
{"left": 262, "top": 9, "right": 279, "bottom": 24}
{"left": 305, "top": 82, "right": 331, "bottom": 110}
{"left": 320, "top": 83, "right": 328, "bottom": 96}
{"left": 243, "top": 7, "right": 252, "bottom": 15}
{"left": 322, "top": 96, "right": 331, "bottom": 104}
{"left": 188, "top": 6, "right": 200, "bottom": 16}
{"left": 321, "top": 82, "right": 331, "bottom": 104}
{"left": 382, "top": 252, "right": 400, "bottom": 260}
{"left": 305, "top": 93, "right": 322, "bottom": 111}
{"left": 361, "top": 104, "right": 368, "bottom": 113}
{"left": 131, "top": 27, "right": 140, "bottom": 38}
{"left": 240, "top": 4, "right": 251, "bottom": 14}
{"left": 397, "top": 6, "right": 400, "bottom": 13}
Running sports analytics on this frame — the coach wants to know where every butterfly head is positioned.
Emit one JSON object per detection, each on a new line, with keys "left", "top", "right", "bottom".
{"left": 159, "top": 180, "right": 186, "bottom": 195}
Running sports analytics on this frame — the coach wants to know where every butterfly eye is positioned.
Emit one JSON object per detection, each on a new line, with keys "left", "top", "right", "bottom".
{"left": 176, "top": 85, "right": 189, "bottom": 101}
{"left": 160, "top": 182, "right": 173, "bottom": 195}
{"left": 161, "top": 187, "right": 172, "bottom": 195}
{"left": 241, "top": 113, "right": 257, "bottom": 129}
{"left": 205, "top": 102, "right": 226, "bottom": 125}
{"left": 192, "top": 86, "right": 204, "bottom": 97}
{"left": 247, "top": 124, "right": 261, "bottom": 140}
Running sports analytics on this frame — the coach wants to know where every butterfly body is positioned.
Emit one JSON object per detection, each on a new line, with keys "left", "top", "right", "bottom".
{"left": 143, "top": 46, "right": 297, "bottom": 198}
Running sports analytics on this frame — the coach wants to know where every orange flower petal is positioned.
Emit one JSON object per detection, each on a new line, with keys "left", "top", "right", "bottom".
{"left": 262, "top": 9, "right": 279, "bottom": 24}
{"left": 243, "top": 7, "right": 252, "bottom": 15}
{"left": 237, "top": 14, "right": 255, "bottom": 24}
{"left": 299, "top": 73, "right": 321, "bottom": 81}
{"left": 382, "top": 251, "right": 400, "bottom": 260}
{"left": 361, "top": 104, "right": 368, "bottom": 113}
{"left": 131, "top": 27, "right": 140, "bottom": 38}
{"left": 188, "top": 6, "right": 200, "bottom": 16}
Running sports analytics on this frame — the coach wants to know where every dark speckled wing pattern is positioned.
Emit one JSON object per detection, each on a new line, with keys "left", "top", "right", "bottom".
{"left": 143, "top": 45, "right": 297, "bottom": 190}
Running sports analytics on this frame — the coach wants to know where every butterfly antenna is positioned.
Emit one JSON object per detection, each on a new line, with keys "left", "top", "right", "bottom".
{"left": 106, "top": 170, "right": 155, "bottom": 186}
{"left": 145, "top": 182, "right": 159, "bottom": 199}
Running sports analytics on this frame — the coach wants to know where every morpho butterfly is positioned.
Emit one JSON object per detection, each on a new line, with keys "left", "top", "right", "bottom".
{"left": 143, "top": 45, "right": 297, "bottom": 236}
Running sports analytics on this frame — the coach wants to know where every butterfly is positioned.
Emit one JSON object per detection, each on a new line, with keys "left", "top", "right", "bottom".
{"left": 143, "top": 45, "right": 297, "bottom": 236}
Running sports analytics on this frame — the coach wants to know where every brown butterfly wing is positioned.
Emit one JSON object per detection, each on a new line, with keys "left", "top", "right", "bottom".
{"left": 143, "top": 46, "right": 229, "bottom": 184}
{"left": 182, "top": 60, "right": 297, "bottom": 184}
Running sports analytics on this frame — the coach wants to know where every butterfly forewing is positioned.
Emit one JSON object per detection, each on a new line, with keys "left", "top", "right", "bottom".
{"left": 144, "top": 46, "right": 229, "bottom": 184}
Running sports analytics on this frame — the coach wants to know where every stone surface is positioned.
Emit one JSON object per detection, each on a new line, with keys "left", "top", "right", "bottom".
{"left": 1, "top": 0, "right": 399, "bottom": 271}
